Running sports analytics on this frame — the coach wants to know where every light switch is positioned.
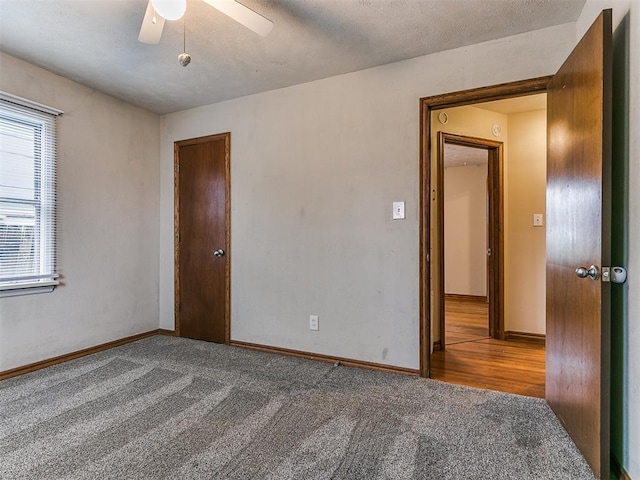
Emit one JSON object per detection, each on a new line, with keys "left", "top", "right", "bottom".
{"left": 393, "top": 201, "right": 405, "bottom": 220}
{"left": 533, "top": 213, "right": 544, "bottom": 227}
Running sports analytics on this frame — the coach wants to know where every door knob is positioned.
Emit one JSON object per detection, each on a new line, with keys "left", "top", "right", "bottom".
{"left": 213, "top": 249, "right": 225, "bottom": 258}
{"left": 575, "top": 265, "right": 598, "bottom": 280}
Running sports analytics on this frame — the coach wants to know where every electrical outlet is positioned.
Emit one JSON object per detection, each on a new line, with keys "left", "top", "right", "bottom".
{"left": 309, "top": 315, "right": 319, "bottom": 331}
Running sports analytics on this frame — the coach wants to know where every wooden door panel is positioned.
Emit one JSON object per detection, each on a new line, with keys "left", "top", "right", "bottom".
{"left": 546, "top": 10, "right": 611, "bottom": 478}
{"left": 176, "top": 134, "right": 230, "bottom": 343}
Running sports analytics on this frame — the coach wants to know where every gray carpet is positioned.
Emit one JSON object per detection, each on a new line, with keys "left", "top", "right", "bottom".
{"left": 0, "top": 336, "right": 594, "bottom": 479}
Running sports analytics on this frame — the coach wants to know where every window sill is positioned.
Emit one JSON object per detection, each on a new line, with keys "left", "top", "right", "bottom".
{"left": 0, "top": 281, "right": 59, "bottom": 298}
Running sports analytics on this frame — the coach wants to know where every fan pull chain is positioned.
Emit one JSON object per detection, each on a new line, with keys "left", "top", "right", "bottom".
{"left": 178, "top": 14, "right": 191, "bottom": 66}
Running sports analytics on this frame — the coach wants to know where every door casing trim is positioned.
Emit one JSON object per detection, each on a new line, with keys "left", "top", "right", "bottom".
{"left": 174, "top": 133, "right": 231, "bottom": 344}
{"left": 419, "top": 76, "right": 551, "bottom": 377}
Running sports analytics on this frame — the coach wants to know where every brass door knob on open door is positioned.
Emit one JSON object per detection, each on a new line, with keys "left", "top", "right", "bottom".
{"left": 213, "top": 249, "right": 225, "bottom": 258}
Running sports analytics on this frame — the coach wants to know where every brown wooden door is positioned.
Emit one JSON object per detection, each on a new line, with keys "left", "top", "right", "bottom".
{"left": 175, "top": 133, "right": 230, "bottom": 343}
{"left": 546, "top": 10, "right": 611, "bottom": 479}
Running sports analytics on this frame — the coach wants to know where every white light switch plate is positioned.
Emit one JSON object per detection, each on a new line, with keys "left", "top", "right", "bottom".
{"left": 533, "top": 213, "right": 544, "bottom": 227}
{"left": 393, "top": 201, "right": 405, "bottom": 220}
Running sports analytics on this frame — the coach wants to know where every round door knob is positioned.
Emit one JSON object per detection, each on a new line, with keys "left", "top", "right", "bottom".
{"left": 575, "top": 265, "right": 598, "bottom": 280}
{"left": 214, "top": 249, "right": 225, "bottom": 258}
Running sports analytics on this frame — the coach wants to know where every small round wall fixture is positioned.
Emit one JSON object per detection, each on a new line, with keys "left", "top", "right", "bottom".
{"left": 492, "top": 123, "right": 502, "bottom": 137}
{"left": 438, "top": 111, "right": 449, "bottom": 125}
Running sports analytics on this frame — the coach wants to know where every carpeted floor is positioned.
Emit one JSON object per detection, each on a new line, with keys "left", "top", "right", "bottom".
{"left": 0, "top": 336, "right": 594, "bottom": 479}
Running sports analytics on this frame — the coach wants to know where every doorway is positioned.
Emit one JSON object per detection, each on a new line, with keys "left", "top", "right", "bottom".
{"left": 419, "top": 78, "right": 550, "bottom": 378}
{"left": 442, "top": 142, "right": 490, "bottom": 349}
{"left": 436, "top": 133, "right": 503, "bottom": 351}
{"left": 174, "top": 133, "right": 231, "bottom": 343}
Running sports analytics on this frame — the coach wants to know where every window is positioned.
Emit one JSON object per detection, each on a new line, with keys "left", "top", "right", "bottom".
{"left": 0, "top": 92, "right": 62, "bottom": 296}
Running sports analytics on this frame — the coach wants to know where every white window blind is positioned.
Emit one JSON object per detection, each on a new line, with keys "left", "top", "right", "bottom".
{"left": 0, "top": 92, "right": 62, "bottom": 293}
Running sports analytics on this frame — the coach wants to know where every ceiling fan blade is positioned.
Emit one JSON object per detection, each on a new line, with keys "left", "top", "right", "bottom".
{"left": 138, "top": 1, "right": 166, "bottom": 44}
{"left": 202, "top": 0, "right": 274, "bottom": 37}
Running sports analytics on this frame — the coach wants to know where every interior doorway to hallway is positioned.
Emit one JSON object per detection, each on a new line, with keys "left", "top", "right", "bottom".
{"left": 420, "top": 85, "right": 548, "bottom": 398}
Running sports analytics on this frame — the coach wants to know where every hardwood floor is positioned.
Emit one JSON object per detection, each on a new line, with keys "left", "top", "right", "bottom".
{"left": 443, "top": 295, "right": 490, "bottom": 345}
{"left": 432, "top": 296, "right": 545, "bottom": 398}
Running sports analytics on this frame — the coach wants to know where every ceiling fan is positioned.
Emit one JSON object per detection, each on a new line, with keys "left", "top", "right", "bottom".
{"left": 138, "top": 0, "right": 274, "bottom": 44}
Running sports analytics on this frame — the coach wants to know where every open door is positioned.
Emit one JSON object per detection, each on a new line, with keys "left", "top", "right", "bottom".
{"left": 546, "top": 9, "right": 612, "bottom": 479}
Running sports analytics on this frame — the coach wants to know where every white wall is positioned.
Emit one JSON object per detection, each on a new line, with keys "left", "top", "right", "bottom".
{"left": 576, "top": 1, "right": 640, "bottom": 476}
{"left": 160, "top": 23, "right": 576, "bottom": 369}
{"left": 444, "top": 163, "right": 488, "bottom": 297}
{"left": 0, "top": 53, "right": 161, "bottom": 371}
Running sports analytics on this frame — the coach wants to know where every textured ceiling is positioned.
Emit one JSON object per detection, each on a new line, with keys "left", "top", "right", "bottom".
{"left": 0, "top": 0, "right": 585, "bottom": 115}
{"left": 444, "top": 144, "right": 488, "bottom": 168}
